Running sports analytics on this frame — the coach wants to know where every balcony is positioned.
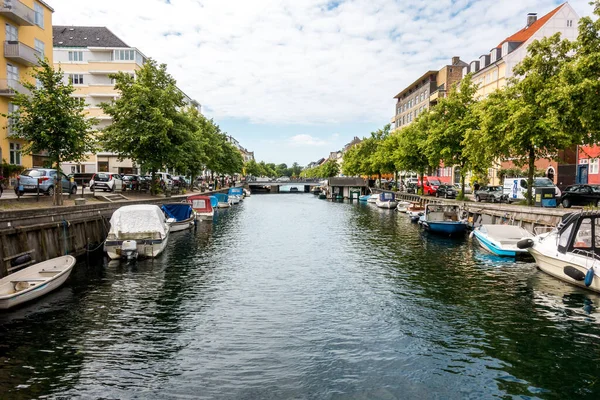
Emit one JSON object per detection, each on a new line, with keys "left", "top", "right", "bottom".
{"left": 429, "top": 89, "right": 447, "bottom": 103}
{"left": 0, "top": 1, "right": 35, "bottom": 26}
{"left": 0, "top": 79, "right": 30, "bottom": 96}
{"left": 4, "top": 41, "right": 42, "bottom": 66}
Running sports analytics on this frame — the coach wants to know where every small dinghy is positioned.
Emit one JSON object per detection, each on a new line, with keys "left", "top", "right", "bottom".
{"left": 162, "top": 203, "right": 195, "bottom": 232}
{"left": 472, "top": 224, "right": 533, "bottom": 257}
{"left": 187, "top": 195, "right": 214, "bottom": 220}
{"left": 419, "top": 204, "right": 467, "bottom": 236}
{"left": 208, "top": 196, "right": 219, "bottom": 209}
{"left": 359, "top": 194, "right": 371, "bottom": 202}
{"left": 375, "top": 192, "right": 398, "bottom": 209}
{"left": 243, "top": 188, "right": 251, "bottom": 197}
{"left": 367, "top": 194, "right": 378, "bottom": 203}
{"left": 0, "top": 255, "right": 75, "bottom": 310}
{"left": 396, "top": 201, "right": 411, "bottom": 212}
{"left": 212, "top": 193, "right": 231, "bottom": 208}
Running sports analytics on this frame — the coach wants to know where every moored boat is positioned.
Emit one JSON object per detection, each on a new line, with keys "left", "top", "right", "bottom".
{"left": 162, "top": 203, "right": 195, "bottom": 232}
{"left": 243, "top": 188, "right": 251, "bottom": 197}
{"left": 228, "top": 187, "right": 244, "bottom": 203}
{"left": 472, "top": 224, "right": 533, "bottom": 257}
{"left": 518, "top": 212, "right": 600, "bottom": 293}
{"left": 208, "top": 196, "right": 219, "bottom": 209}
{"left": 419, "top": 204, "right": 467, "bottom": 235}
{"left": 0, "top": 255, "right": 76, "bottom": 310}
{"left": 395, "top": 201, "right": 411, "bottom": 212}
{"left": 212, "top": 193, "right": 231, "bottom": 208}
{"left": 359, "top": 194, "right": 371, "bottom": 202}
{"left": 367, "top": 194, "right": 378, "bottom": 203}
{"left": 105, "top": 205, "right": 170, "bottom": 260}
{"left": 375, "top": 192, "right": 398, "bottom": 209}
{"left": 187, "top": 195, "right": 215, "bottom": 220}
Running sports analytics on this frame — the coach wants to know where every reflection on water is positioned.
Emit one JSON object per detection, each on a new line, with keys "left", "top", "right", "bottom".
{"left": 1, "top": 195, "right": 600, "bottom": 399}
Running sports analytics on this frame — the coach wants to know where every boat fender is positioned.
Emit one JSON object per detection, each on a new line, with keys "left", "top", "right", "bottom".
{"left": 11, "top": 254, "right": 32, "bottom": 267}
{"left": 517, "top": 238, "right": 534, "bottom": 249}
{"left": 469, "top": 231, "right": 474, "bottom": 238}
{"left": 564, "top": 266, "right": 586, "bottom": 281}
{"left": 585, "top": 268, "right": 595, "bottom": 287}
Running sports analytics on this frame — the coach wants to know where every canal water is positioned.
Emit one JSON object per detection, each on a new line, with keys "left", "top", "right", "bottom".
{"left": 2, "top": 194, "right": 600, "bottom": 399}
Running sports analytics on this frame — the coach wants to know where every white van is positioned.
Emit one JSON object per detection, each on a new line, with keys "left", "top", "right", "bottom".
{"left": 503, "top": 177, "right": 561, "bottom": 203}
{"left": 156, "top": 172, "right": 174, "bottom": 189}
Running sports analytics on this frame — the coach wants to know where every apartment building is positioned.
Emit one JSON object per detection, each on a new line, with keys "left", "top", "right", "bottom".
{"left": 53, "top": 25, "right": 202, "bottom": 174}
{"left": 391, "top": 57, "right": 467, "bottom": 131}
{"left": 462, "top": 3, "right": 580, "bottom": 187}
{"left": 0, "top": 0, "right": 53, "bottom": 169}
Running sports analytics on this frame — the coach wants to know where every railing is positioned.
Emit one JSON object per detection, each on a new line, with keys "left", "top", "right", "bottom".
{"left": 4, "top": 41, "right": 42, "bottom": 65}
{"left": 0, "top": 78, "right": 30, "bottom": 96}
{"left": 0, "top": 0, "right": 35, "bottom": 25}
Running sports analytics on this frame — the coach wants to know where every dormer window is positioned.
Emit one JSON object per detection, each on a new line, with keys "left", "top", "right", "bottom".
{"left": 502, "top": 42, "right": 509, "bottom": 57}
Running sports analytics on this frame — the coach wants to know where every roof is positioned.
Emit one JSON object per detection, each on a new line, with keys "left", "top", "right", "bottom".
{"left": 328, "top": 177, "right": 368, "bottom": 187}
{"left": 53, "top": 26, "right": 130, "bottom": 48}
{"left": 496, "top": 3, "right": 565, "bottom": 48}
{"left": 394, "top": 70, "right": 437, "bottom": 99}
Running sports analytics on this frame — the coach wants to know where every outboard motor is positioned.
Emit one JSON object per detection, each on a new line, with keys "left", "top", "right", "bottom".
{"left": 121, "top": 240, "right": 138, "bottom": 261}
{"left": 517, "top": 238, "right": 534, "bottom": 249}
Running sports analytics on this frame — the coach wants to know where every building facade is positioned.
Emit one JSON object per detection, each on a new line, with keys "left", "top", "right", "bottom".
{"left": 0, "top": 0, "right": 53, "bottom": 169}
{"left": 53, "top": 25, "right": 201, "bottom": 174}
{"left": 392, "top": 57, "right": 467, "bottom": 132}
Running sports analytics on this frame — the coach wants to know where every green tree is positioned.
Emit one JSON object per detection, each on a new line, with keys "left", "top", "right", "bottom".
{"left": 101, "top": 59, "right": 189, "bottom": 194}
{"left": 244, "top": 159, "right": 261, "bottom": 177}
{"left": 291, "top": 162, "right": 302, "bottom": 177}
{"left": 5, "top": 58, "right": 97, "bottom": 205}
{"left": 170, "top": 107, "right": 209, "bottom": 187}
{"left": 426, "top": 74, "right": 480, "bottom": 197}
{"left": 392, "top": 114, "right": 433, "bottom": 193}
{"left": 320, "top": 159, "right": 340, "bottom": 178}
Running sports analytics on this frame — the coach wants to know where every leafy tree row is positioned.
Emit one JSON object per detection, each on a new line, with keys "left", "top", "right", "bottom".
{"left": 341, "top": 1, "right": 600, "bottom": 205}
{"left": 5, "top": 58, "right": 245, "bottom": 203}
{"left": 244, "top": 160, "right": 302, "bottom": 178}
{"left": 300, "top": 159, "right": 340, "bottom": 179}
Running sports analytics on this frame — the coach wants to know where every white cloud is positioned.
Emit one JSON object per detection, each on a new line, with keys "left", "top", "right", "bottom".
{"left": 288, "top": 134, "right": 329, "bottom": 147}
{"left": 50, "top": 0, "right": 595, "bottom": 127}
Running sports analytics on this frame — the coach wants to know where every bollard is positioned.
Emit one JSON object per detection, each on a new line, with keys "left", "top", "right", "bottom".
{"left": 16, "top": 176, "right": 21, "bottom": 201}
{"left": 36, "top": 178, "right": 40, "bottom": 202}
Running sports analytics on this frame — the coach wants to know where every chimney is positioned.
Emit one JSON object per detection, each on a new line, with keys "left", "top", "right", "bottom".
{"left": 452, "top": 56, "right": 460, "bottom": 65}
{"left": 527, "top": 13, "right": 537, "bottom": 27}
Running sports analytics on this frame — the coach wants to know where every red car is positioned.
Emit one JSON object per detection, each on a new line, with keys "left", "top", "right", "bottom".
{"left": 421, "top": 177, "right": 442, "bottom": 196}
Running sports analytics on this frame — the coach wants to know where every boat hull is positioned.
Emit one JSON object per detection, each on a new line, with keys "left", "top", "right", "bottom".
{"left": 421, "top": 221, "right": 467, "bottom": 235}
{"left": 530, "top": 248, "right": 600, "bottom": 294}
{"left": 218, "top": 202, "right": 230, "bottom": 208}
{"left": 0, "top": 255, "right": 75, "bottom": 310}
{"left": 472, "top": 230, "right": 527, "bottom": 257}
{"left": 169, "top": 216, "right": 195, "bottom": 232}
{"left": 195, "top": 211, "right": 214, "bottom": 221}
{"left": 359, "top": 195, "right": 370, "bottom": 202}
{"left": 105, "top": 237, "right": 169, "bottom": 260}
{"left": 376, "top": 200, "right": 398, "bottom": 209}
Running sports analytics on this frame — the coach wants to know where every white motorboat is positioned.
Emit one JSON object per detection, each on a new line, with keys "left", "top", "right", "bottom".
{"left": 375, "top": 192, "right": 398, "bottom": 209}
{"left": 0, "top": 255, "right": 75, "bottom": 310}
{"left": 243, "top": 188, "right": 251, "bottom": 197}
{"left": 472, "top": 224, "right": 533, "bottom": 257}
{"left": 396, "top": 201, "right": 411, "bottom": 212}
{"left": 367, "top": 194, "right": 378, "bottom": 203}
{"left": 104, "top": 205, "right": 170, "bottom": 260}
{"left": 229, "top": 195, "right": 240, "bottom": 205}
{"left": 162, "top": 203, "right": 195, "bottom": 232}
{"left": 518, "top": 211, "right": 600, "bottom": 293}
{"left": 213, "top": 193, "right": 231, "bottom": 208}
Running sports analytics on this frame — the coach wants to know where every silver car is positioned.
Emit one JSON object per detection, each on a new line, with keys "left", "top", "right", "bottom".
{"left": 15, "top": 168, "right": 77, "bottom": 196}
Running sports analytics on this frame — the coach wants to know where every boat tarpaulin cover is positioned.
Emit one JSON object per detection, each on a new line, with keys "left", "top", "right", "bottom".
{"left": 213, "top": 193, "right": 229, "bottom": 203}
{"left": 187, "top": 196, "right": 213, "bottom": 213}
{"left": 379, "top": 192, "right": 395, "bottom": 200}
{"left": 108, "top": 205, "right": 167, "bottom": 240}
{"left": 161, "top": 204, "right": 193, "bottom": 221}
{"left": 208, "top": 196, "right": 218, "bottom": 207}
{"left": 228, "top": 187, "right": 243, "bottom": 196}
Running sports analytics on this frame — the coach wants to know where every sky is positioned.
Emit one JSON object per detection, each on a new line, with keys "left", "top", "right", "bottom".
{"left": 50, "top": 0, "right": 594, "bottom": 166}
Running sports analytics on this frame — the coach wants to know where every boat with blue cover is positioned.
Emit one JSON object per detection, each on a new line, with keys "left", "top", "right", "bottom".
{"left": 359, "top": 194, "right": 371, "bottom": 202}
{"left": 472, "top": 225, "right": 533, "bottom": 257}
{"left": 419, "top": 204, "right": 467, "bottom": 235}
{"left": 375, "top": 192, "right": 397, "bottom": 209}
{"left": 228, "top": 187, "right": 243, "bottom": 204}
{"left": 161, "top": 203, "right": 195, "bottom": 232}
{"left": 208, "top": 196, "right": 218, "bottom": 208}
{"left": 212, "top": 193, "right": 230, "bottom": 208}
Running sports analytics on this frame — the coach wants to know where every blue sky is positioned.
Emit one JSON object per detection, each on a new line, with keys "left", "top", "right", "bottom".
{"left": 51, "top": 0, "right": 594, "bottom": 166}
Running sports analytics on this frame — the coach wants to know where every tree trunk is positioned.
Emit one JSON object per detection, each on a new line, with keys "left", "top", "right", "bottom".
{"left": 394, "top": 171, "right": 398, "bottom": 191}
{"left": 55, "top": 157, "right": 63, "bottom": 206}
{"left": 151, "top": 170, "right": 157, "bottom": 196}
{"left": 419, "top": 169, "right": 425, "bottom": 196}
{"left": 460, "top": 162, "right": 466, "bottom": 200}
{"left": 527, "top": 147, "right": 535, "bottom": 206}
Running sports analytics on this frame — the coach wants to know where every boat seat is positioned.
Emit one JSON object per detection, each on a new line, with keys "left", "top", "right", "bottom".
{"left": 11, "top": 279, "right": 46, "bottom": 291}
{"left": 39, "top": 269, "right": 63, "bottom": 274}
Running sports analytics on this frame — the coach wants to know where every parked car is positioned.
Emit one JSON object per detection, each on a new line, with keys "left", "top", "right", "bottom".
{"left": 474, "top": 186, "right": 507, "bottom": 203}
{"left": 420, "top": 177, "right": 442, "bottom": 196}
{"left": 406, "top": 182, "right": 418, "bottom": 194}
{"left": 122, "top": 174, "right": 141, "bottom": 191}
{"left": 435, "top": 184, "right": 457, "bottom": 199}
{"left": 89, "top": 172, "right": 124, "bottom": 192}
{"left": 453, "top": 183, "right": 472, "bottom": 194}
{"left": 559, "top": 184, "right": 600, "bottom": 208}
{"left": 172, "top": 175, "right": 188, "bottom": 189}
{"left": 156, "top": 172, "right": 174, "bottom": 189}
{"left": 14, "top": 168, "right": 77, "bottom": 196}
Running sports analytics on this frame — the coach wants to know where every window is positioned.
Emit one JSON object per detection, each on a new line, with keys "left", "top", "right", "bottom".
{"left": 567, "top": 20, "right": 573, "bottom": 27}
{"left": 34, "top": 39, "right": 44, "bottom": 57}
{"left": 9, "top": 142, "right": 21, "bottom": 165}
{"left": 7, "top": 103, "right": 18, "bottom": 134}
{"left": 589, "top": 159, "right": 598, "bottom": 173}
{"left": 114, "top": 49, "right": 135, "bottom": 61}
{"left": 580, "top": 158, "right": 589, "bottom": 164}
{"left": 5, "top": 23, "right": 18, "bottom": 41}
{"left": 492, "top": 69, "right": 498, "bottom": 81}
{"left": 574, "top": 219, "right": 593, "bottom": 248}
{"left": 7, "top": 63, "right": 18, "bottom": 83}
{"left": 34, "top": 2, "right": 44, "bottom": 28}
{"left": 68, "top": 51, "right": 83, "bottom": 62}
{"left": 69, "top": 74, "right": 84, "bottom": 85}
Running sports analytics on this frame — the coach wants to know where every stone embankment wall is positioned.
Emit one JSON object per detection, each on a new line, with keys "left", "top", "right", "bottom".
{"left": 0, "top": 190, "right": 229, "bottom": 278}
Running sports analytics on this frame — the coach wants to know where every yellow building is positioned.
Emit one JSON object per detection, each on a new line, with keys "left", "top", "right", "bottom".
{"left": 0, "top": 0, "right": 54, "bottom": 169}
{"left": 53, "top": 26, "right": 201, "bottom": 174}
